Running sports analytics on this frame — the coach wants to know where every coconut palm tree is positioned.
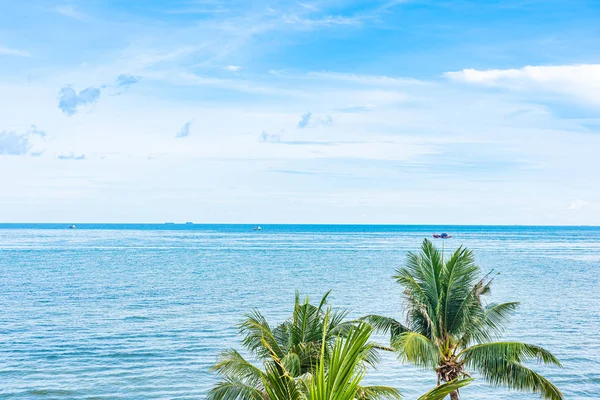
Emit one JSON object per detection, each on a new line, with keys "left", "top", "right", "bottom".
{"left": 208, "top": 292, "right": 397, "bottom": 400}
{"left": 250, "top": 317, "right": 470, "bottom": 400}
{"left": 363, "top": 239, "right": 563, "bottom": 400}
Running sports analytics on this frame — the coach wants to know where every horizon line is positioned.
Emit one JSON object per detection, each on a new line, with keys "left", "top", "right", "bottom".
{"left": 0, "top": 222, "right": 597, "bottom": 227}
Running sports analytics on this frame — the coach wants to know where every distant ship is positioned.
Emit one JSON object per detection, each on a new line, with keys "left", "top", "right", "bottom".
{"left": 69, "top": 225, "right": 77, "bottom": 229}
{"left": 253, "top": 226, "right": 262, "bottom": 231}
{"left": 433, "top": 232, "right": 451, "bottom": 239}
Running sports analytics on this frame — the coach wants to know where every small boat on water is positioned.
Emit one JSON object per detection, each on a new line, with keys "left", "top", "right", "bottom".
{"left": 69, "top": 225, "right": 77, "bottom": 229}
{"left": 253, "top": 226, "right": 262, "bottom": 231}
{"left": 433, "top": 232, "right": 451, "bottom": 239}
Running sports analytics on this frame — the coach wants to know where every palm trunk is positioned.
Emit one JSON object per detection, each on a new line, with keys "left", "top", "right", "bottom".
{"left": 450, "top": 390, "right": 459, "bottom": 400}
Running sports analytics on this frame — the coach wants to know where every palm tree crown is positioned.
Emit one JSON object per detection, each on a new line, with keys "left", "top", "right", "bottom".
{"left": 364, "top": 239, "right": 563, "bottom": 400}
{"left": 208, "top": 292, "right": 399, "bottom": 400}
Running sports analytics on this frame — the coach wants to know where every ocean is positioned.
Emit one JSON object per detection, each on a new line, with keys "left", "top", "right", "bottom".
{"left": 1, "top": 224, "right": 599, "bottom": 399}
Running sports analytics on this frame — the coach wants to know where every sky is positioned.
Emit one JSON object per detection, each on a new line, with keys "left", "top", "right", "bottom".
{"left": 1, "top": 0, "right": 600, "bottom": 224}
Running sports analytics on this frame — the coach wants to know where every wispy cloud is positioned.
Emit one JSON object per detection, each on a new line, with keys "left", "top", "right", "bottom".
{"left": 282, "top": 14, "right": 363, "bottom": 27}
{"left": 176, "top": 121, "right": 193, "bottom": 138}
{"left": 335, "top": 106, "right": 371, "bottom": 113}
{"left": 307, "top": 71, "right": 424, "bottom": 86}
{"left": 225, "top": 65, "right": 241, "bottom": 72}
{"left": 167, "top": 7, "right": 230, "bottom": 14}
{"left": 55, "top": 5, "right": 88, "bottom": 21}
{"left": 58, "top": 86, "right": 101, "bottom": 115}
{"left": 0, "top": 46, "right": 31, "bottom": 57}
{"left": 58, "top": 152, "right": 86, "bottom": 160}
{"left": 166, "top": 0, "right": 230, "bottom": 14}
{"left": 172, "top": 72, "right": 302, "bottom": 96}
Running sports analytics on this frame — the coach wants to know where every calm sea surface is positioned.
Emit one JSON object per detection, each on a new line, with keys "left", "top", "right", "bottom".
{"left": 1, "top": 224, "right": 599, "bottom": 399}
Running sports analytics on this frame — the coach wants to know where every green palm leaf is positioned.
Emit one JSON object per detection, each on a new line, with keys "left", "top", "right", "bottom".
{"left": 459, "top": 301, "right": 520, "bottom": 346}
{"left": 211, "top": 349, "right": 264, "bottom": 387}
{"left": 472, "top": 358, "right": 563, "bottom": 400}
{"left": 460, "top": 342, "right": 562, "bottom": 366}
{"left": 391, "top": 331, "right": 438, "bottom": 368}
{"left": 207, "top": 377, "right": 265, "bottom": 400}
{"left": 361, "top": 315, "right": 410, "bottom": 339}
{"left": 262, "top": 361, "right": 304, "bottom": 400}
{"left": 417, "top": 378, "right": 472, "bottom": 400}
{"left": 240, "top": 310, "right": 285, "bottom": 360}
{"left": 357, "top": 385, "right": 403, "bottom": 400}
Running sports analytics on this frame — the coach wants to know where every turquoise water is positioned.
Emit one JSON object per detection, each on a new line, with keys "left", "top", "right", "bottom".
{"left": 1, "top": 225, "right": 599, "bottom": 399}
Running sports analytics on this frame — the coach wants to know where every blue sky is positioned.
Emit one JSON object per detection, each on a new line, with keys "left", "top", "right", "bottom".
{"left": 1, "top": 0, "right": 600, "bottom": 224}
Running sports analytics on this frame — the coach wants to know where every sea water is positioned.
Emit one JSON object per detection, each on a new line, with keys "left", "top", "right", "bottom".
{"left": 1, "top": 224, "right": 599, "bottom": 399}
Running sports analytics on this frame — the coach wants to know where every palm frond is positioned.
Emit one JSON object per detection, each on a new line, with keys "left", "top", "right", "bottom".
{"left": 316, "top": 290, "right": 331, "bottom": 313}
{"left": 262, "top": 361, "right": 304, "bottom": 400}
{"left": 441, "top": 246, "right": 480, "bottom": 337}
{"left": 211, "top": 349, "right": 264, "bottom": 387}
{"left": 417, "top": 379, "right": 472, "bottom": 400}
{"left": 461, "top": 342, "right": 563, "bottom": 399}
{"left": 391, "top": 331, "right": 439, "bottom": 368}
{"left": 460, "top": 302, "right": 520, "bottom": 346}
{"left": 472, "top": 358, "right": 563, "bottom": 400}
{"left": 309, "top": 322, "right": 372, "bottom": 400}
{"left": 357, "top": 385, "right": 402, "bottom": 400}
{"left": 417, "top": 239, "right": 443, "bottom": 308}
{"left": 444, "top": 274, "right": 490, "bottom": 343}
{"left": 207, "top": 377, "right": 265, "bottom": 400}
{"left": 239, "top": 309, "right": 285, "bottom": 360}
{"left": 400, "top": 241, "right": 442, "bottom": 313}
{"left": 361, "top": 315, "right": 410, "bottom": 340}
{"left": 393, "top": 268, "right": 434, "bottom": 336}
{"left": 460, "top": 341, "right": 562, "bottom": 366}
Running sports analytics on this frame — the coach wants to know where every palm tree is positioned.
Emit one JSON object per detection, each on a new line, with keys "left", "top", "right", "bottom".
{"left": 364, "top": 239, "right": 563, "bottom": 400}
{"left": 208, "top": 292, "right": 397, "bottom": 400}
{"left": 254, "top": 316, "right": 470, "bottom": 400}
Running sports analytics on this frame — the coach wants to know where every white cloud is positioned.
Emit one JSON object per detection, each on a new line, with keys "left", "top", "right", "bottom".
{"left": 0, "top": 46, "right": 31, "bottom": 57}
{"left": 225, "top": 65, "right": 241, "bottom": 72}
{"left": 445, "top": 64, "right": 600, "bottom": 106}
